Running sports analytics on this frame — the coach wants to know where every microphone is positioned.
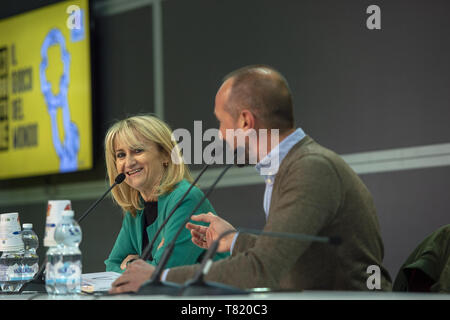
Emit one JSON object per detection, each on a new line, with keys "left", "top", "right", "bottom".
{"left": 19, "top": 173, "right": 126, "bottom": 294}
{"left": 140, "top": 145, "right": 242, "bottom": 262}
{"left": 180, "top": 228, "right": 342, "bottom": 296}
{"left": 78, "top": 172, "right": 126, "bottom": 224}
{"left": 113, "top": 163, "right": 211, "bottom": 297}
{"left": 133, "top": 163, "right": 234, "bottom": 296}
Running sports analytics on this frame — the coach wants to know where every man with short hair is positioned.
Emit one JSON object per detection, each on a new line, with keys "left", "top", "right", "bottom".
{"left": 110, "top": 65, "right": 392, "bottom": 293}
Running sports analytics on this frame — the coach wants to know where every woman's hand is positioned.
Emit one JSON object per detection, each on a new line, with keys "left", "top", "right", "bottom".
{"left": 120, "top": 254, "right": 140, "bottom": 270}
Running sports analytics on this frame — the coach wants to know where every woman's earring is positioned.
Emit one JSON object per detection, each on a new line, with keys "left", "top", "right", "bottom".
{"left": 163, "top": 162, "right": 168, "bottom": 167}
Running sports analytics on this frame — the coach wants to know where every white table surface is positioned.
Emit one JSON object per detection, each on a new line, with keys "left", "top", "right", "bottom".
{"left": 1, "top": 290, "right": 449, "bottom": 300}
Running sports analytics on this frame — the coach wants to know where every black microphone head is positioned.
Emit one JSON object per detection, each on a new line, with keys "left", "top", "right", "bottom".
{"left": 115, "top": 173, "right": 126, "bottom": 184}
{"left": 329, "top": 236, "right": 342, "bottom": 246}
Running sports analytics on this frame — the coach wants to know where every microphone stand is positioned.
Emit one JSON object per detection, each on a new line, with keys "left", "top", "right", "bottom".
{"left": 180, "top": 228, "right": 342, "bottom": 296}
{"left": 133, "top": 164, "right": 233, "bottom": 296}
{"left": 181, "top": 229, "right": 247, "bottom": 296}
{"left": 113, "top": 163, "right": 209, "bottom": 297}
{"left": 78, "top": 173, "right": 126, "bottom": 224}
{"left": 140, "top": 163, "right": 210, "bottom": 262}
{"left": 18, "top": 257, "right": 47, "bottom": 294}
{"left": 18, "top": 173, "right": 126, "bottom": 294}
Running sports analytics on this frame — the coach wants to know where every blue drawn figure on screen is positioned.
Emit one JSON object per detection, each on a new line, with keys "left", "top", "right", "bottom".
{"left": 40, "top": 28, "right": 79, "bottom": 173}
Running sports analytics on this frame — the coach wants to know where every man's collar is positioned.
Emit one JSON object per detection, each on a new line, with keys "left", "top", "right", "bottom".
{"left": 255, "top": 128, "right": 306, "bottom": 176}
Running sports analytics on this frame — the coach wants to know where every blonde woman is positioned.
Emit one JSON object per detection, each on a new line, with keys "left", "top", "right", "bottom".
{"left": 104, "top": 115, "right": 227, "bottom": 273}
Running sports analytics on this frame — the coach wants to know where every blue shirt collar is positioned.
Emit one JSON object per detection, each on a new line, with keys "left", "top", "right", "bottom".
{"left": 255, "top": 128, "right": 306, "bottom": 177}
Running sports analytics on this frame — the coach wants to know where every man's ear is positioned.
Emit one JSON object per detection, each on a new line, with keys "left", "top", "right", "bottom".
{"left": 238, "top": 109, "right": 256, "bottom": 130}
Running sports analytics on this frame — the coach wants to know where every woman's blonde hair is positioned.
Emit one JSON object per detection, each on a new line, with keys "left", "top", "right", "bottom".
{"left": 104, "top": 114, "right": 193, "bottom": 216}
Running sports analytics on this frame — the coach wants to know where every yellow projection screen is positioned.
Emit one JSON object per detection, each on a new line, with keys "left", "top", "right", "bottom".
{"left": 0, "top": 0, "right": 93, "bottom": 179}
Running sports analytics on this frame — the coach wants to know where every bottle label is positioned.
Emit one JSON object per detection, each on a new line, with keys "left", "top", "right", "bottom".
{"left": 21, "top": 263, "right": 38, "bottom": 281}
{"left": 45, "top": 261, "right": 54, "bottom": 285}
{"left": 54, "top": 260, "right": 81, "bottom": 289}
{"left": 4, "top": 263, "right": 23, "bottom": 281}
{"left": 0, "top": 264, "right": 8, "bottom": 281}
{"left": 45, "top": 261, "right": 55, "bottom": 286}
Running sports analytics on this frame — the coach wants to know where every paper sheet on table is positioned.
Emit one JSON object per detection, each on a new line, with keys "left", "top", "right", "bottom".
{"left": 81, "top": 272, "right": 121, "bottom": 293}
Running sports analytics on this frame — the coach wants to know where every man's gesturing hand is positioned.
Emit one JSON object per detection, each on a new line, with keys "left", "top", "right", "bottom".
{"left": 186, "top": 212, "right": 236, "bottom": 253}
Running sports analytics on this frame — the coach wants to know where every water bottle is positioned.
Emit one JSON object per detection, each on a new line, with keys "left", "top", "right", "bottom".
{"left": 53, "top": 210, "right": 82, "bottom": 295}
{"left": 0, "top": 212, "right": 25, "bottom": 292}
{"left": 0, "top": 249, "right": 25, "bottom": 292}
{"left": 45, "top": 245, "right": 60, "bottom": 294}
{"left": 21, "top": 223, "right": 39, "bottom": 284}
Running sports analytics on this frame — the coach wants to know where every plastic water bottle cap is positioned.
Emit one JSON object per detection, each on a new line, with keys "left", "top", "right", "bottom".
{"left": 62, "top": 210, "right": 75, "bottom": 217}
{"left": 23, "top": 223, "right": 33, "bottom": 229}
